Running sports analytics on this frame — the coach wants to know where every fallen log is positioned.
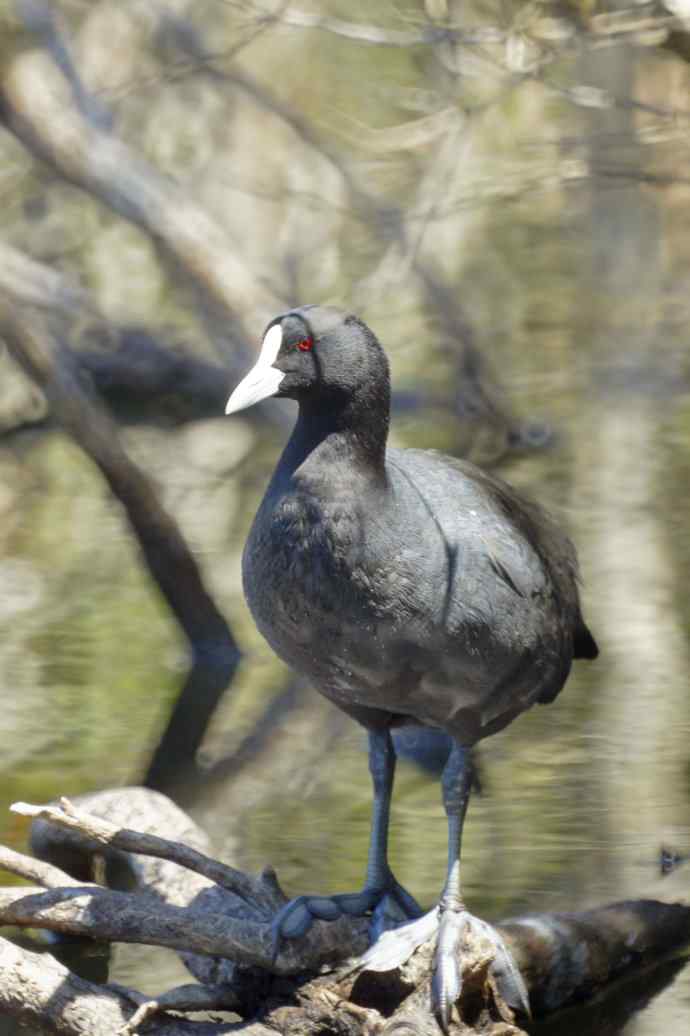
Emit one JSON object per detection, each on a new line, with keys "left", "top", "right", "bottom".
{"left": 0, "top": 786, "right": 684, "bottom": 1036}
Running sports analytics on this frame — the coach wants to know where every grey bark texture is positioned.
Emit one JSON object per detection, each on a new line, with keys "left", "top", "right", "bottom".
{"left": 0, "top": 786, "right": 688, "bottom": 1036}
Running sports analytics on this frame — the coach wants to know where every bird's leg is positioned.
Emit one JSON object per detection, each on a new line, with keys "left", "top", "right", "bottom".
{"left": 432, "top": 741, "right": 473, "bottom": 1028}
{"left": 364, "top": 728, "right": 424, "bottom": 937}
{"left": 359, "top": 742, "right": 529, "bottom": 1029}
{"left": 271, "top": 729, "right": 421, "bottom": 956}
{"left": 433, "top": 741, "right": 529, "bottom": 1031}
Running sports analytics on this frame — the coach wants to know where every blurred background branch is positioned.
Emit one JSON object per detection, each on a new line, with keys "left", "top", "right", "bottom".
{"left": 0, "top": 1, "right": 689, "bottom": 1033}
{"left": 0, "top": 300, "right": 240, "bottom": 797}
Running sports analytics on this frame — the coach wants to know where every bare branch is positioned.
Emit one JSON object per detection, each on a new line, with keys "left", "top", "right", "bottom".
{"left": 0, "top": 844, "right": 82, "bottom": 889}
{"left": 0, "top": 935, "right": 269, "bottom": 1036}
{"left": 0, "top": 49, "right": 275, "bottom": 331}
{"left": 0, "top": 882, "right": 277, "bottom": 968}
{"left": 17, "top": 0, "right": 113, "bottom": 129}
{"left": 0, "top": 242, "right": 93, "bottom": 315}
{"left": 119, "top": 984, "right": 240, "bottom": 1036}
{"left": 0, "top": 934, "right": 134, "bottom": 1036}
{"left": 0, "top": 302, "right": 233, "bottom": 650}
{"left": 0, "top": 245, "right": 240, "bottom": 434}
{"left": 13, "top": 797, "right": 277, "bottom": 910}
{"left": 0, "top": 867, "right": 367, "bottom": 976}
{"left": 277, "top": 7, "right": 453, "bottom": 46}
{"left": 242, "top": 4, "right": 504, "bottom": 48}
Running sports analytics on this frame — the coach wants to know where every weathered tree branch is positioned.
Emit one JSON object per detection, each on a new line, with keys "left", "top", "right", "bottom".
{"left": 0, "top": 934, "right": 274, "bottom": 1036}
{"left": 0, "top": 241, "right": 93, "bottom": 316}
{"left": 0, "top": 844, "right": 81, "bottom": 889}
{"left": 77, "top": 326, "right": 234, "bottom": 427}
{"left": 0, "top": 45, "right": 275, "bottom": 337}
{"left": 13, "top": 797, "right": 279, "bottom": 911}
{"left": 1, "top": 788, "right": 689, "bottom": 1036}
{"left": 0, "top": 883, "right": 285, "bottom": 970}
{"left": 0, "top": 241, "right": 273, "bottom": 433}
{"left": 265, "top": 7, "right": 504, "bottom": 48}
{"left": 3, "top": 792, "right": 368, "bottom": 976}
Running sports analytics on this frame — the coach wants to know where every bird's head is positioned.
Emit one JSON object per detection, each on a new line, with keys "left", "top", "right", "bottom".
{"left": 225, "top": 305, "right": 389, "bottom": 418}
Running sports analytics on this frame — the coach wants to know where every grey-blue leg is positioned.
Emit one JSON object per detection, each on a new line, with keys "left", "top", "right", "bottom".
{"left": 356, "top": 741, "right": 530, "bottom": 1028}
{"left": 432, "top": 741, "right": 473, "bottom": 1028}
{"left": 271, "top": 729, "right": 421, "bottom": 957}
{"left": 433, "top": 740, "right": 529, "bottom": 1032}
{"left": 366, "top": 728, "right": 423, "bottom": 936}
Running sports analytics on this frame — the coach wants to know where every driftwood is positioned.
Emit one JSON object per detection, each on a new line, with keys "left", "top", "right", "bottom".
{"left": 0, "top": 786, "right": 687, "bottom": 1036}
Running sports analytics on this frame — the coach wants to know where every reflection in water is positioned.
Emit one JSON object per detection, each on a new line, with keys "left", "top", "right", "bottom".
{"left": 2, "top": 1, "right": 690, "bottom": 1030}
{"left": 2, "top": 291, "right": 690, "bottom": 1036}
{"left": 1, "top": 370, "right": 690, "bottom": 1034}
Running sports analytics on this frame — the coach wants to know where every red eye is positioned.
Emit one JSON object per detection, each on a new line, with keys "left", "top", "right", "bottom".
{"left": 297, "top": 337, "right": 313, "bottom": 352}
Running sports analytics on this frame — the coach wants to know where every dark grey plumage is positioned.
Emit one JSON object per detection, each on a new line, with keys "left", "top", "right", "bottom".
{"left": 225, "top": 304, "right": 597, "bottom": 1030}
{"left": 242, "top": 306, "right": 595, "bottom": 744}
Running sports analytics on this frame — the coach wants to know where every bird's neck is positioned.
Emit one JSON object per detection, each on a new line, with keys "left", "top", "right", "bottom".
{"left": 280, "top": 396, "right": 389, "bottom": 489}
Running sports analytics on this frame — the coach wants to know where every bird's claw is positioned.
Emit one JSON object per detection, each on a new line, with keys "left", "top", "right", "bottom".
{"left": 370, "top": 878, "right": 423, "bottom": 941}
{"left": 357, "top": 906, "right": 529, "bottom": 1031}
{"left": 271, "top": 879, "right": 421, "bottom": 962}
{"left": 432, "top": 910, "right": 530, "bottom": 1030}
{"left": 473, "top": 916, "right": 530, "bottom": 1020}
{"left": 271, "top": 894, "right": 349, "bottom": 960}
{"left": 432, "top": 910, "right": 463, "bottom": 1032}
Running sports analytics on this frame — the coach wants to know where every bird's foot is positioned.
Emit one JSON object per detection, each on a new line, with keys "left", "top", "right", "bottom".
{"left": 436, "top": 908, "right": 530, "bottom": 1030}
{"left": 358, "top": 906, "right": 530, "bottom": 1033}
{"left": 271, "top": 873, "right": 422, "bottom": 961}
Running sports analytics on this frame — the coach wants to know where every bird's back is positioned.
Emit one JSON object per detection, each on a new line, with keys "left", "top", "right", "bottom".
{"left": 388, "top": 447, "right": 593, "bottom": 648}
{"left": 378, "top": 448, "right": 596, "bottom": 733}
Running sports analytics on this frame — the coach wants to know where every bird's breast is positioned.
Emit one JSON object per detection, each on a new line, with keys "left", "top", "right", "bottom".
{"left": 240, "top": 477, "right": 575, "bottom": 742}
{"left": 242, "top": 489, "right": 384, "bottom": 665}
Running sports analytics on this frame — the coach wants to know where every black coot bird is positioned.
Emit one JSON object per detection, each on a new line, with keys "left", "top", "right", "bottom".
{"left": 225, "top": 305, "right": 598, "bottom": 1029}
